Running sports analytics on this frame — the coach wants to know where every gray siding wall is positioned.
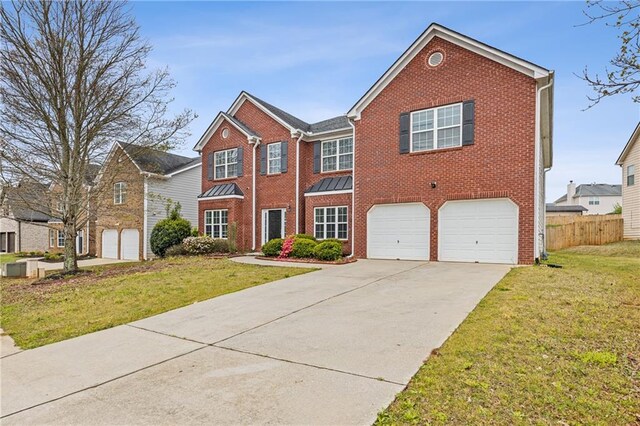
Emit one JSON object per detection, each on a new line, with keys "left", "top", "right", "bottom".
{"left": 145, "top": 165, "right": 201, "bottom": 258}
{"left": 0, "top": 217, "right": 50, "bottom": 252}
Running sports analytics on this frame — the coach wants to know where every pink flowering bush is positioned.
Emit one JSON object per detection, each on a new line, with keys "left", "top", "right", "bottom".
{"left": 278, "top": 236, "right": 295, "bottom": 259}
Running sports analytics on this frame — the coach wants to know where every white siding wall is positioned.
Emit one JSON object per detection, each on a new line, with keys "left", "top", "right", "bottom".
{"left": 622, "top": 141, "right": 640, "bottom": 239}
{"left": 145, "top": 165, "right": 201, "bottom": 258}
{"left": 576, "top": 195, "right": 622, "bottom": 215}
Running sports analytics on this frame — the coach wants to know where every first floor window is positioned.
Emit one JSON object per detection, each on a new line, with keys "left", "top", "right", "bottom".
{"left": 628, "top": 164, "right": 635, "bottom": 186}
{"left": 322, "top": 138, "right": 353, "bottom": 172}
{"left": 314, "top": 206, "right": 348, "bottom": 240}
{"left": 204, "top": 209, "right": 228, "bottom": 239}
{"left": 49, "top": 229, "right": 55, "bottom": 247}
{"left": 57, "top": 230, "right": 65, "bottom": 247}
{"left": 215, "top": 148, "right": 238, "bottom": 179}
{"left": 114, "top": 182, "right": 126, "bottom": 204}
{"left": 411, "top": 103, "right": 462, "bottom": 152}
{"left": 588, "top": 197, "right": 600, "bottom": 205}
{"left": 268, "top": 142, "right": 281, "bottom": 174}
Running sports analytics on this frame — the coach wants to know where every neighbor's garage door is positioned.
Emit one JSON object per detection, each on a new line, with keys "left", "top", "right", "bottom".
{"left": 438, "top": 199, "right": 518, "bottom": 264}
{"left": 120, "top": 229, "right": 140, "bottom": 261}
{"left": 101, "top": 229, "right": 118, "bottom": 259}
{"left": 367, "top": 203, "right": 430, "bottom": 260}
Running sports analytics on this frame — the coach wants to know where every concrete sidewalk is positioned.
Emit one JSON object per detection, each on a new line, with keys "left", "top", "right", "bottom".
{"left": 1, "top": 260, "right": 511, "bottom": 424}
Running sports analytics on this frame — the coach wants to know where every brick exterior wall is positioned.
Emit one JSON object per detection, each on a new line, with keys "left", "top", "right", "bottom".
{"left": 95, "top": 146, "right": 145, "bottom": 260}
{"left": 198, "top": 35, "right": 540, "bottom": 264}
{"left": 353, "top": 37, "right": 536, "bottom": 263}
{"left": 0, "top": 218, "right": 49, "bottom": 252}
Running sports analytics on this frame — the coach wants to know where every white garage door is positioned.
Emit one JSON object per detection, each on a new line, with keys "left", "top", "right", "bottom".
{"left": 101, "top": 229, "right": 118, "bottom": 259}
{"left": 439, "top": 199, "right": 518, "bottom": 264}
{"left": 367, "top": 203, "right": 430, "bottom": 261}
{"left": 120, "top": 229, "right": 140, "bottom": 261}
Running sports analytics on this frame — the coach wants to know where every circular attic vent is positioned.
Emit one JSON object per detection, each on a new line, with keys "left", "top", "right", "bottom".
{"left": 428, "top": 51, "right": 444, "bottom": 67}
{"left": 222, "top": 128, "right": 229, "bottom": 139}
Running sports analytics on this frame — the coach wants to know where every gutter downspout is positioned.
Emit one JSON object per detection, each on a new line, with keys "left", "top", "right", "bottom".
{"left": 534, "top": 76, "right": 553, "bottom": 262}
{"left": 252, "top": 138, "right": 261, "bottom": 251}
{"left": 347, "top": 118, "right": 356, "bottom": 258}
{"left": 294, "top": 130, "right": 305, "bottom": 234}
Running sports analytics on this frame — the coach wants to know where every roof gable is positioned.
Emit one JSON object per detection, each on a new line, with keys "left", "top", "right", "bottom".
{"left": 193, "top": 111, "right": 261, "bottom": 152}
{"left": 616, "top": 121, "right": 640, "bottom": 165}
{"left": 347, "top": 23, "right": 550, "bottom": 120}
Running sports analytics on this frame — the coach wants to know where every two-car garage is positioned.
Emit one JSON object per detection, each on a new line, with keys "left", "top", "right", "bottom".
{"left": 101, "top": 229, "right": 140, "bottom": 261}
{"left": 367, "top": 199, "right": 518, "bottom": 264}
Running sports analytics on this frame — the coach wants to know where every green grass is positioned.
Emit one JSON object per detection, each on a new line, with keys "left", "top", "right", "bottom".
{"left": 0, "top": 257, "right": 314, "bottom": 349}
{"left": 0, "top": 253, "right": 20, "bottom": 264}
{"left": 377, "top": 241, "right": 640, "bottom": 425}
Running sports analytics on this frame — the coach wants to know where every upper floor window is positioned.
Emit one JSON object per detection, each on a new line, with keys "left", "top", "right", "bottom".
{"left": 114, "top": 182, "right": 126, "bottom": 204}
{"left": 204, "top": 209, "right": 228, "bottom": 239}
{"left": 215, "top": 148, "right": 238, "bottom": 179}
{"left": 57, "top": 230, "right": 65, "bottom": 247}
{"left": 588, "top": 197, "right": 600, "bottom": 205}
{"left": 322, "top": 137, "right": 353, "bottom": 172}
{"left": 628, "top": 165, "right": 635, "bottom": 186}
{"left": 268, "top": 142, "right": 281, "bottom": 174}
{"left": 411, "top": 103, "right": 461, "bottom": 152}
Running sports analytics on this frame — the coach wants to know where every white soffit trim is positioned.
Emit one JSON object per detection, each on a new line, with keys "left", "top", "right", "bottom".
{"left": 347, "top": 23, "right": 550, "bottom": 119}
{"left": 197, "top": 195, "right": 244, "bottom": 201}
{"left": 193, "top": 111, "right": 259, "bottom": 152}
{"left": 228, "top": 92, "right": 296, "bottom": 133}
{"left": 616, "top": 121, "right": 640, "bottom": 165}
{"left": 304, "top": 189, "right": 353, "bottom": 197}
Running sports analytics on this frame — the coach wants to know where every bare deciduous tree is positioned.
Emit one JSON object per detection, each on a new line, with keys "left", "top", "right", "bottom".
{"left": 581, "top": 0, "right": 640, "bottom": 105}
{"left": 0, "top": 0, "right": 194, "bottom": 272}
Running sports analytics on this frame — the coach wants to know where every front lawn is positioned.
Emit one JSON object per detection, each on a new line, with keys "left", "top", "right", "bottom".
{"left": 377, "top": 241, "right": 640, "bottom": 425}
{"left": 0, "top": 257, "right": 314, "bottom": 349}
{"left": 0, "top": 253, "right": 19, "bottom": 264}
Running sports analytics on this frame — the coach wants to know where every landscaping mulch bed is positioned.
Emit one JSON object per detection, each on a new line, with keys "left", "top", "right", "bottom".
{"left": 256, "top": 256, "right": 356, "bottom": 265}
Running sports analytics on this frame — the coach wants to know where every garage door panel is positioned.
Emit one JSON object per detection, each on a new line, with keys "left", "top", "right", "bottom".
{"left": 367, "top": 203, "right": 430, "bottom": 261}
{"left": 439, "top": 199, "right": 518, "bottom": 264}
{"left": 102, "top": 230, "right": 118, "bottom": 259}
{"left": 121, "top": 229, "right": 139, "bottom": 261}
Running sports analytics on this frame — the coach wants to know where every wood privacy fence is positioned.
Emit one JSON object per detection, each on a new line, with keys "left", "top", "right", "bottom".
{"left": 545, "top": 214, "right": 623, "bottom": 250}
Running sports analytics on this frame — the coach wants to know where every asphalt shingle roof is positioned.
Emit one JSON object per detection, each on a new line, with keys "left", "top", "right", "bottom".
{"left": 120, "top": 143, "right": 201, "bottom": 175}
{"left": 554, "top": 183, "right": 622, "bottom": 203}
{"left": 545, "top": 203, "right": 587, "bottom": 213}
{"left": 2, "top": 184, "right": 51, "bottom": 222}
{"left": 247, "top": 93, "right": 351, "bottom": 134}
{"left": 221, "top": 112, "right": 260, "bottom": 138}
{"left": 305, "top": 175, "right": 353, "bottom": 193}
{"left": 198, "top": 183, "right": 244, "bottom": 199}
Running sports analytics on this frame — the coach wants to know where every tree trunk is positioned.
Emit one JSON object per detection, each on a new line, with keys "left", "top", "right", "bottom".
{"left": 63, "top": 222, "right": 78, "bottom": 273}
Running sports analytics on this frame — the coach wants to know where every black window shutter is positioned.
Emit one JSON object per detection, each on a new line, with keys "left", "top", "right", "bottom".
{"left": 399, "top": 113, "right": 410, "bottom": 154}
{"left": 313, "top": 141, "right": 321, "bottom": 173}
{"left": 236, "top": 147, "right": 244, "bottom": 177}
{"left": 260, "top": 144, "right": 267, "bottom": 175}
{"left": 280, "top": 141, "right": 288, "bottom": 173}
{"left": 207, "top": 152, "right": 214, "bottom": 180}
{"left": 462, "top": 100, "right": 475, "bottom": 146}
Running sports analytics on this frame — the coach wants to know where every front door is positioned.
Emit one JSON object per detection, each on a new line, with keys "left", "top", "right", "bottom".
{"left": 263, "top": 209, "right": 285, "bottom": 244}
{"left": 7, "top": 232, "right": 15, "bottom": 253}
{"left": 76, "top": 230, "right": 84, "bottom": 255}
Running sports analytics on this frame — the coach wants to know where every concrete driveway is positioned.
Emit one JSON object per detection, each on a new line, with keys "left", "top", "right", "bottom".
{"left": 1, "top": 259, "right": 511, "bottom": 425}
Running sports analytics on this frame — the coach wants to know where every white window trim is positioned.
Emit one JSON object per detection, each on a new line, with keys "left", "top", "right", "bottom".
{"left": 214, "top": 148, "right": 238, "bottom": 180}
{"left": 267, "top": 142, "right": 282, "bottom": 175}
{"left": 261, "top": 208, "right": 286, "bottom": 246}
{"left": 410, "top": 103, "right": 462, "bottom": 153}
{"left": 588, "top": 197, "right": 600, "bottom": 205}
{"left": 628, "top": 164, "right": 635, "bottom": 186}
{"left": 49, "top": 229, "right": 55, "bottom": 247}
{"left": 57, "top": 230, "right": 65, "bottom": 247}
{"left": 114, "top": 182, "right": 126, "bottom": 205}
{"left": 321, "top": 138, "right": 353, "bottom": 173}
{"left": 304, "top": 189, "right": 353, "bottom": 197}
{"left": 204, "top": 209, "right": 229, "bottom": 239}
{"left": 314, "top": 206, "right": 348, "bottom": 240}
{"left": 198, "top": 195, "right": 244, "bottom": 201}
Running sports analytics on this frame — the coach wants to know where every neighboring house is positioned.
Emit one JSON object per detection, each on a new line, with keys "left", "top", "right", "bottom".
{"left": 545, "top": 203, "right": 587, "bottom": 217}
{"left": 0, "top": 183, "right": 51, "bottom": 253}
{"left": 95, "top": 142, "right": 201, "bottom": 260}
{"left": 47, "top": 164, "right": 101, "bottom": 256}
{"left": 193, "top": 23, "right": 553, "bottom": 265}
{"left": 616, "top": 122, "right": 639, "bottom": 239}
{"left": 554, "top": 181, "right": 622, "bottom": 215}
